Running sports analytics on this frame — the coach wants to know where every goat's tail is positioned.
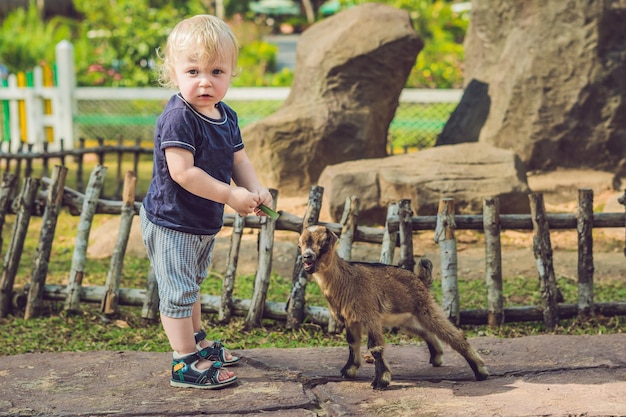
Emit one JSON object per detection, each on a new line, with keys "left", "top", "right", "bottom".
{"left": 417, "top": 258, "right": 433, "bottom": 288}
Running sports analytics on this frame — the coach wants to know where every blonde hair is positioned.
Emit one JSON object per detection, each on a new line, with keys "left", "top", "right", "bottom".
{"left": 157, "top": 14, "right": 239, "bottom": 88}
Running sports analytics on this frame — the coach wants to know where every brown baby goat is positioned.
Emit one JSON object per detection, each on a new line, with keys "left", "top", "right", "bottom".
{"left": 299, "top": 225, "right": 489, "bottom": 390}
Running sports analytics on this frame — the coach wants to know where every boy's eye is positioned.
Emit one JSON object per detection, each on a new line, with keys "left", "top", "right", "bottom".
{"left": 188, "top": 69, "right": 198, "bottom": 75}
{"left": 212, "top": 69, "right": 224, "bottom": 75}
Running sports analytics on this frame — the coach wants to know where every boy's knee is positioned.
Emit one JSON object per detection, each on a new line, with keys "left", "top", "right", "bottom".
{"left": 159, "top": 288, "right": 198, "bottom": 318}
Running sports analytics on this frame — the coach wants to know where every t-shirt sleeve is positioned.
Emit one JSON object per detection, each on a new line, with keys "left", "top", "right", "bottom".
{"left": 157, "top": 109, "right": 197, "bottom": 154}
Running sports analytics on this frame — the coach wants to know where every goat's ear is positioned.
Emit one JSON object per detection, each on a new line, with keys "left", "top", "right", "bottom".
{"left": 326, "top": 228, "right": 338, "bottom": 246}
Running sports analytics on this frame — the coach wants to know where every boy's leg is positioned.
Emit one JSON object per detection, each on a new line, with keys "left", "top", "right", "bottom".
{"left": 140, "top": 210, "right": 235, "bottom": 383}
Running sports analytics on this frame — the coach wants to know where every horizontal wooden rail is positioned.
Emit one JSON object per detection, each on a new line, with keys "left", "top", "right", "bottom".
{"left": 412, "top": 212, "right": 626, "bottom": 231}
{"left": 38, "top": 176, "right": 626, "bottom": 238}
{"left": 13, "top": 284, "right": 626, "bottom": 327}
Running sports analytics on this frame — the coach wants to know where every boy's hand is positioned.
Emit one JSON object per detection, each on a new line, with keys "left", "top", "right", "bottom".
{"left": 258, "top": 187, "right": 273, "bottom": 208}
{"left": 227, "top": 187, "right": 259, "bottom": 217}
{"left": 253, "top": 187, "right": 274, "bottom": 217}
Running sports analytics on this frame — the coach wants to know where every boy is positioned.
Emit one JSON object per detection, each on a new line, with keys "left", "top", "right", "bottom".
{"left": 141, "top": 14, "right": 273, "bottom": 389}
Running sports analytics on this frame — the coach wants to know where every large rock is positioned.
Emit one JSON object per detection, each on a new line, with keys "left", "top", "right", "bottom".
{"left": 243, "top": 3, "right": 423, "bottom": 195}
{"left": 464, "top": 0, "right": 626, "bottom": 172}
{"left": 318, "top": 143, "right": 530, "bottom": 224}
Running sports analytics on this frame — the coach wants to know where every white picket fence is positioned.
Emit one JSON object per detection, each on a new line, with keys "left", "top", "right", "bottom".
{"left": 0, "top": 41, "right": 462, "bottom": 153}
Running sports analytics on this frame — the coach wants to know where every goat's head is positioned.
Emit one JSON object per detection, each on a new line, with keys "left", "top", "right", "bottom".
{"left": 298, "top": 225, "right": 338, "bottom": 274}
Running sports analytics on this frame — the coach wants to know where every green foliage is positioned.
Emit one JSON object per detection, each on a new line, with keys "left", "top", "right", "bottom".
{"left": 0, "top": 0, "right": 289, "bottom": 87}
{"left": 0, "top": 2, "right": 75, "bottom": 73}
{"left": 358, "top": 0, "right": 468, "bottom": 88}
{"left": 71, "top": 0, "right": 188, "bottom": 86}
{"left": 235, "top": 40, "right": 278, "bottom": 85}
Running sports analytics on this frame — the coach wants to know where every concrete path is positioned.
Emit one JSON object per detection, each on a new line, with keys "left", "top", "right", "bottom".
{"left": 1, "top": 333, "right": 625, "bottom": 416}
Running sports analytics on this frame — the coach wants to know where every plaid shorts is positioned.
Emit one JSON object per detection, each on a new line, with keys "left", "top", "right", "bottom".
{"left": 140, "top": 205, "right": 216, "bottom": 318}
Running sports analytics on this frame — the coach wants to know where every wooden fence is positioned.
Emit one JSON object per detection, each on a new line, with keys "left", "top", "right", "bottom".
{"left": 0, "top": 164, "right": 625, "bottom": 332}
{"left": 0, "top": 137, "right": 152, "bottom": 201}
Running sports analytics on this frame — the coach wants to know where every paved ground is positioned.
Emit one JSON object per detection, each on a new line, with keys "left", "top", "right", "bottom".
{"left": 1, "top": 333, "right": 625, "bottom": 416}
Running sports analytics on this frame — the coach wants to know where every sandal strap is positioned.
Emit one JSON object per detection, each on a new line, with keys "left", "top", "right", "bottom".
{"left": 204, "top": 361, "right": 225, "bottom": 385}
{"left": 197, "top": 341, "right": 226, "bottom": 362}
{"left": 194, "top": 330, "right": 207, "bottom": 344}
{"left": 173, "top": 351, "right": 200, "bottom": 366}
{"left": 195, "top": 330, "right": 238, "bottom": 365}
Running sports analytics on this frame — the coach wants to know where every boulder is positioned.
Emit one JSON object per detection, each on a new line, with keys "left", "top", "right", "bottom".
{"left": 317, "top": 143, "right": 530, "bottom": 225}
{"left": 242, "top": 3, "right": 423, "bottom": 196}
{"left": 435, "top": 78, "right": 490, "bottom": 146}
{"left": 464, "top": 0, "right": 626, "bottom": 172}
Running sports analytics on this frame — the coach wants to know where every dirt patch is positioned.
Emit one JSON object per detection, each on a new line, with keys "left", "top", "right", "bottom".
{"left": 89, "top": 169, "right": 626, "bottom": 283}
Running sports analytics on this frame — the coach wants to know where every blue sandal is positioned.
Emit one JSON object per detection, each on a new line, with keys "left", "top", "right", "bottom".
{"left": 170, "top": 351, "right": 237, "bottom": 389}
{"left": 195, "top": 330, "right": 240, "bottom": 366}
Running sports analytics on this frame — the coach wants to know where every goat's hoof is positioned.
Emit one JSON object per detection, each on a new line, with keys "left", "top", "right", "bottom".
{"left": 341, "top": 365, "right": 358, "bottom": 379}
{"left": 429, "top": 356, "right": 443, "bottom": 367}
{"left": 371, "top": 379, "right": 389, "bottom": 390}
{"left": 475, "top": 370, "right": 490, "bottom": 381}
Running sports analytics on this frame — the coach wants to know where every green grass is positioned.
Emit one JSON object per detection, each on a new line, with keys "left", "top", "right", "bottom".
{"left": 2, "top": 263, "right": 624, "bottom": 356}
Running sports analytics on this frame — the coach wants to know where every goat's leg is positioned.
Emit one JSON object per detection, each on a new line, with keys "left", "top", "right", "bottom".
{"left": 340, "top": 322, "right": 362, "bottom": 379}
{"left": 401, "top": 323, "right": 444, "bottom": 367}
{"left": 414, "top": 329, "right": 444, "bottom": 367}
{"left": 419, "top": 310, "right": 489, "bottom": 381}
{"left": 367, "top": 324, "right": 391, "bottom": 390}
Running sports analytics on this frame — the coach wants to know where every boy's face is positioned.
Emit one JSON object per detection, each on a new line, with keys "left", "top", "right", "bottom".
{"left": 171, "top": 52, "right": 234, "bottom": 116}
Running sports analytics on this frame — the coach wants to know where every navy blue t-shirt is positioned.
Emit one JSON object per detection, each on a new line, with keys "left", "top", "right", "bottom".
{"left": 142, "top": 93, "right": 244, "bottom": 235}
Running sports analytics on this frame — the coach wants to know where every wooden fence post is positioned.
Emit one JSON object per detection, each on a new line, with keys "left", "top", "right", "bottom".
{"left": 133, "top": 138, "right": 141, "bottom": 181}
{"left": 435, "top": 197, "right": 459, "bottom": 325}
{"left": 337, "top": 195, "right": 359, "bottom": 260}
{"left": 244, "top": 189, "right": 278, "bottom": 329}
{"left": 0, "top": 172, "right": 17, "bottom": 254}
{"left": 398, "top": 199, "right": 415, "bottom": 271}
{"left": 577, "top": 188, "right": 594, "bottom": 319}
{"left": 0, "top": 176, "right": 41, "bottom": 317}
{"left": 329, "top": 195, "right": 359, "bottom": 333}
{"left": 529, "top": 192, "right": 560, "bottom": 331}
{"left": 25, "top": 165, "right": 68, "bottom": 319}
{"left": 380, "top": 203, "right": 399, "bottom": 264}
{"left": 101, "top": 171, "right": 136, "bottom": 315}
{"left": 15, "top": 143, "right": 24, "bottom": 182}
{"left": 77, "top": 138, "right": 85, "bottom": 192}
{"left": 618, "top": 189, "right": 626, "bottom": 257}
{"left": 64, "top": 164, "right": 107, "bottom": 313}
{"left": 483, "top": 197, "right": 504, "bottom": 327}
{"left": 286, "top": 185, "right": 323, "bottom": 330}
{"left": 115, "top": 137, "right": 124, "bottom": 199}
{"left": 219, "top": 213, "right": 245, "bottom": 323}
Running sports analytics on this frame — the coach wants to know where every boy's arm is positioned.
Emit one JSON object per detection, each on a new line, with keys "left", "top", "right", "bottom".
{"left": 232, "top": 149, "right": 273, "bottom": 209}
{"left": 165, "top": 147, "right": 258, "bottom": 216}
